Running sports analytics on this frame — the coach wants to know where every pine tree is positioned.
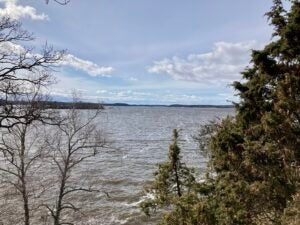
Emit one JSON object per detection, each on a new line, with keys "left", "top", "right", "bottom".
{"left": 141, "top": 129, "right": 197, "bottom": 224}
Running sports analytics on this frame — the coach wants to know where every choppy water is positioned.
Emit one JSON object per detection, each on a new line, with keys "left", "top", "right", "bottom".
{"left": 0, "top": 106, "right": 234, "bottom": 225}
{"left": 77, "top": 106, "right": 234, "bottom": 225}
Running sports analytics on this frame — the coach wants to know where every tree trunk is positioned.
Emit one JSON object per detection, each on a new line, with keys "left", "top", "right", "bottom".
{"left": 174, "top": 163, "right": 182, "bottom": 197}
{"left": 20, "top": 128, "right": 30, "bottom": 225}
{"left": 54, "top": 155, "right": 69, "bottom": 225}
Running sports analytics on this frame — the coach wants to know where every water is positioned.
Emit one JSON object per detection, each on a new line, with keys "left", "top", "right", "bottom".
{"left": 0, "top": 106, "right": 234, "bottom": 225}
{"left": 79, "top": 106, "right": 234, "bottom": 225}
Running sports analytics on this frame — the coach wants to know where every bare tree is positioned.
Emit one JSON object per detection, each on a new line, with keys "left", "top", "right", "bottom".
{"left": 0, "top": 87, "right": 52, "bottom": 225}
{"left": 0, "top": 15, "right": 65, "bottom": 225}
{"left": 41, "top": 97, "right": 106, "bottom": 225}
{"left": 0, "top": 17, "right": 64, "bottom": 129}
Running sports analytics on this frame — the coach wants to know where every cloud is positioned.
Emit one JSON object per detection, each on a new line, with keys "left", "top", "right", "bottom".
{"left": 0, "top": 41, "right": 114, "bottom": 77}
{"left": 0, "top": 0, "right": 48, "bottom": 20}
{"left": 60, "top": 54, "right": 114, "bottom": 77}
{"left": 148, "top": 41, "right": 259, "bottom": 83}
{"left": 51, "top": 73, "right": 237, "bottom": 104}
{"left": 0, "top": 39, "right": 25, "bottom": 54}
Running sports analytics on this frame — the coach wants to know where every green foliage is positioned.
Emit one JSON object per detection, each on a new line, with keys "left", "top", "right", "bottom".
{"left": 194, "top": 119, "right": 220, "bottom": 158}
{"left": 143, "top": 1, "right": 300, "bottom": 224}
{"left": 140, "top": 129, "right": 197, "bottom": 221}
{"left": 205, "top": 1, "right": 300, "bottom": 223}
{"left": 281, "top": 186, "right": 300, "bottom": 225}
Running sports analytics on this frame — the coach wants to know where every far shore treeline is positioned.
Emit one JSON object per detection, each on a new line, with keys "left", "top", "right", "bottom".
{"left": 0, "top": 100, "right": 234, "bottom": 109}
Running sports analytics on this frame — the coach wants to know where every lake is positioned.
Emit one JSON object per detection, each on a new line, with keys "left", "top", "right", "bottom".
{"left": 0, "top": 106, "right": 234, "bottom": 225}
{"left": 75, "top": 106, "right": 234, "bottom": 225}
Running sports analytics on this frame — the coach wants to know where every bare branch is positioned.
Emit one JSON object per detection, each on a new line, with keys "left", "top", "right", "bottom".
{"left": 41, "top": 94, "right": 107, "bottom": 225}
{"left": 46, "top": 0, "right": 70, "bottom": 5}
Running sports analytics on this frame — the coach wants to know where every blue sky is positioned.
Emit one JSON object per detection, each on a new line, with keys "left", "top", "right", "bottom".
{"left": 0, "top": 0, "right": 275, "bottom": 104}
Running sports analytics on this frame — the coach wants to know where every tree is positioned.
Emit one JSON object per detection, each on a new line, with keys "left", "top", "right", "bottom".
{"left": 0, "top": 16, "right": 64, "bottom": 225}
{"left": 141, "top": 129, "right": 197, "bottom": 224}
{"left": 143, "top": 0, "right": 300, "bottom": 224}
{"left": 0, "top": 15, "right": 109, "bottom": 225}
{"left": 0, "top": 116, "right": 47, "bottom": 225}
{"left": 40, "top": 96, "right": 107, "bottom": 225}
{"left": 0, "top": 85, "right": 56, "bottom": 225}
{"left": 198, "top": 1, "right": 300, "bottom": 224}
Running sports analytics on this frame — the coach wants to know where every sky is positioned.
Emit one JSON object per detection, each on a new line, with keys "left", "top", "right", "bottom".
{"left": 0, "top": 0, "right": 276, "bottom": 104}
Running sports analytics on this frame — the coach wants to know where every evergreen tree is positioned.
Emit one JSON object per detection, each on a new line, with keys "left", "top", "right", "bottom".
{"left": 143, "top": 1, "right": 300, "bottom": 224}
{"left": 141, "top": 129, "right": 197, "bottom": 224}
{"left": 199, "top": 1, "right": 300, "bottom": 224}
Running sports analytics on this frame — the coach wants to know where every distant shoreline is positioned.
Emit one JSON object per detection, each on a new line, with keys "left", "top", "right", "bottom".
{"left": 0, "top": 100, "right": 234, "bottom": 109}
{"left": 103, "top": 103, "right": 234, "bottom": 108}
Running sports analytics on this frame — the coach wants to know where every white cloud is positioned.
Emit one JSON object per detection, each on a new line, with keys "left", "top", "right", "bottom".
{"left": 51, "top": 74, "right": 236, "bottom": 104}
{"left": 148, "top": 41, "right": 259, "bottom": 83}
{"left": 0, "top": 0, "right": 48, "bottom": 20}
{"left": 0, "top": 41, "right": 114, "bottom": 77}
{"left": 0, "top": 39, "right": 25, "bottom": 54}
{"left": 60, "top": 54, "right": 114, "bottom": 77}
